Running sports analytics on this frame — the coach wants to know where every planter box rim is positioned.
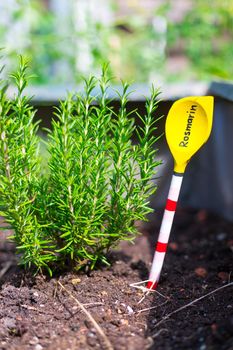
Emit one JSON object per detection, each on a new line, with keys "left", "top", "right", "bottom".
{"left": 6, "top": 81, "right": 212, "bottom": 105}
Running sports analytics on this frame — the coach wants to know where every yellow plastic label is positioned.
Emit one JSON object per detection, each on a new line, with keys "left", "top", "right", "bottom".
{"left": 165, "top": 96, "right": 214, "bottom": 173}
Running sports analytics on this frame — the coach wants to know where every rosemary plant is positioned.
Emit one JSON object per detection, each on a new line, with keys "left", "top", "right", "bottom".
{"left": 0, "top": 57, "right": 56, "bottom": 273}
{"left": 0, "top": 58, "right": 162, "bottom": 274}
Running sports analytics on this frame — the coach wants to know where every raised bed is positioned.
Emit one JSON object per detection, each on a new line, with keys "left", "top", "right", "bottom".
{"left": 1, "top": 81, "right": 233, "bottom": 350}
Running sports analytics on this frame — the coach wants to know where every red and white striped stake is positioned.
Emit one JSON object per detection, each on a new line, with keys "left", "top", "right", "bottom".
{"left": 141, "top": 96, "right": 214, "bottom": 292}
{"left": 145, "top": 97, "right": 214, "bottom": 291}
{"left": 147, "top": 172, "right": 183, "bottom": 290}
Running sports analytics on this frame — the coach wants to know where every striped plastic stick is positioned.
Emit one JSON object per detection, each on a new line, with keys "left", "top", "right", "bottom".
{"left": 147, "top": 172, "right": 183, "bottom": 290}
{"left": 145, "top": 96, "right": 214, "bottom": 291}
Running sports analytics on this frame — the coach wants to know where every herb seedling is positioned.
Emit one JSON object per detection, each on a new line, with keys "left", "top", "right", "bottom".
{"left": 0, "top": 58, "right": 162, "bottom": 275}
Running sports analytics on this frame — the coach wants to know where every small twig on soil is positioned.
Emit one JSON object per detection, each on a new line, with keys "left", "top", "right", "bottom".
{"left": 152, "top": 282, "right": 233, "bottom": 330}
{"left": 136, "top": 300, "right": 169, "bottom": 315}
{"left": 82, "top": 302, "right": 104, "bottom": 307}
{"left": 57, "top": 281, "right": 114, "bottom": 350}
{"left": 137, "top": 289, "right": 167, "bottom": 305}
{"left": 0, "top": 261, "right": 12, "bottom": 279}
{"left": 53, "top": 280, "right": 58, "bottom": 299}
{"left": 130, "top": 280, "right": 167, "bottom": 304}
{"left": 20, "top": 301, "right": 103, "bottom": 316}
{"left": 151, "top": 328, "right": 168, "bottom": 339}
{"left": 20, "top": 304, "right": 55, "bottom": 315}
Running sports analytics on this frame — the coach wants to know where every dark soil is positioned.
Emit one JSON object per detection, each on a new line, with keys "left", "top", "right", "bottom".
{"left": 0, "top": 209, "right": 233, "bottom": 350}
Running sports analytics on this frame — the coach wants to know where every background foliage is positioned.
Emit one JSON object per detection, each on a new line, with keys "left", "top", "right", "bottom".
{"left": 0, "top": 0, "right": 232, "bottom": 85}
{"left": 167, "top": 0, "right": 233, "bottom": 81}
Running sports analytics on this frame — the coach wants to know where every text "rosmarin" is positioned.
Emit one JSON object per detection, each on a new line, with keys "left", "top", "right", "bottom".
{"left": 179, "top": 104, "right": 197, "bottom": 147}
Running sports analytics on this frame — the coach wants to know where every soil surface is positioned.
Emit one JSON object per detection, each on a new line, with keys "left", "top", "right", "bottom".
{"left": 0, "top": 209, "right": 233, "bottom": 350}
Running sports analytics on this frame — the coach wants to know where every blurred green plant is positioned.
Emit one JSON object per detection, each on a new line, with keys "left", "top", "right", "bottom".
{"left": 0, "top": 0, "right": 166, "bottom": 84}
{"left": 0, "top": 57, "right": 161, "bottom": 274}
{"left": 167, "top": 0, "right": 233, "bottom": 80}
{"left": 0, "top": 0, "right": 59, "bottom": 84}
{"left": 2, "top": 0, "right": 231, "bottom": 84}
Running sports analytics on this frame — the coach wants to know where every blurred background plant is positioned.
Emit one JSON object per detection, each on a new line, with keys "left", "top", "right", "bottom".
{"left": 0, "top": 0, "right": 232, "bottom": 85}
{"left": 167, "top": 0, "right": 233, "bottom": 81}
